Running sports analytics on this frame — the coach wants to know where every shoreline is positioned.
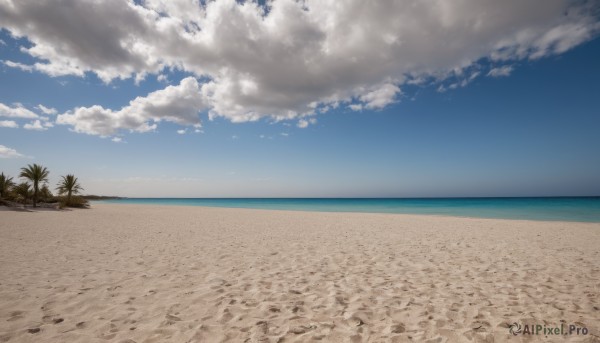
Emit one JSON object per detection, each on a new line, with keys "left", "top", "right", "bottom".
{"left": 91, "top": 201, "right": 600, "bottom": 224}
{"left": 1, "top": 203, "right": 598, "bottom": 342}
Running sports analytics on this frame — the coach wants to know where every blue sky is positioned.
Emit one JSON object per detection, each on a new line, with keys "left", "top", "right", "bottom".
{"left": 0, "top": 1, "right": 599, "bottom": 197}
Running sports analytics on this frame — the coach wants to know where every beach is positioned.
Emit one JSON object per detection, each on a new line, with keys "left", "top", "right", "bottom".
{"left": 0, "top": 204, "right": 598, "bottom": 342}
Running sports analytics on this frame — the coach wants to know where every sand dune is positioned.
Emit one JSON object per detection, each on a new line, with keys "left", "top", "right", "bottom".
{"left": 0, "top": 204, "right": 598, "bottom": 342}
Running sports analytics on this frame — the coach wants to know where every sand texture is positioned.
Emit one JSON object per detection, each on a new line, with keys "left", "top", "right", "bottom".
{"left": 0, "top": 204, "right": 599, "bottom": 342}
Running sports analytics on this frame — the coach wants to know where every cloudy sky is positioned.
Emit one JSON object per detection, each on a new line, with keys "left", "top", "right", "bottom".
{"left": 1, "top": 0, "right": 599, "bottom": 197}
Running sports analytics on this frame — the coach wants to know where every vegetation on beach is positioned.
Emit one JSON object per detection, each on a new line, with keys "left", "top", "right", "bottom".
{"left": 56, "top": 174, "right": 84, "bottom": 205}
{"left": 19, "top": 164, "right": 49, "bottom": 208}
{"left": 0, "top": 172, "right": 15, "bottom": 199}
{"left": 0, "top": 164, "right": 88, "bottom": 209}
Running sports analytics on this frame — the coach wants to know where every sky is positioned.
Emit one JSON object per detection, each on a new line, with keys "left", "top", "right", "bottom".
{"left": 0, "top": 0, "right": 599, "bottom": 197}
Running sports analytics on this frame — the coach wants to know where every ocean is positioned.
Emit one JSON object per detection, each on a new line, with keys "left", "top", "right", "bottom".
{"left": 100, "top": 197, "right": 600, "bottom": 222}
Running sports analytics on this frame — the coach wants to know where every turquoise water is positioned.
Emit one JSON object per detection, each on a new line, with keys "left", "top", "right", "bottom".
{"left": 100, "top": 197, "right": 600, "bottom": 222}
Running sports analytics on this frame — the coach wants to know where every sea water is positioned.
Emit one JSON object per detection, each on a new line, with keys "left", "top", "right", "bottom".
{"left": 101, "top": 197, "right": 600, "bottom": 222}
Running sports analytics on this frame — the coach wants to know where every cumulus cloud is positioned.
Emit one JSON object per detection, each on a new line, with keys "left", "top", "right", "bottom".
{"left": 0, "top": 120, "right": 18, "bottom": 128}
{"left": 0, "top": 145, "right": 24, "bottom": 158}
{"left": 56, "top": 77, "right": 207, "bottom": 136}
{"left": 359, "top": 84, "right": 401, "bottom": 110}
{"left": 487, "top": 66, "right": 514, "bottom": 77}
{"left": 297, "top": 120, "right": 309, "bottom": 129}
{"left": 36, "top": 104, "right": 58, "bottom": 115}
{"left": 23, "top": 119, "right": 47, "bottom": 131}
{"left": 0, "top": 102, "right": 39, "bottom": 119}
{"left": 157, "top": 74, "right": 169, "bottom": 83}
{"left": 297, "top": 118, "right": 317, "bottom": 128}
{"left": 39, "top": 116, "right": 54, "bottom": 128}
{"left": 349, "top": 104, "right": 363, "bottom": 112}
{"left": 2, "top": 60, "right": 34, "bottom": 72}
{"left": 1, "top": 0, "right": 599, "bottom": 134}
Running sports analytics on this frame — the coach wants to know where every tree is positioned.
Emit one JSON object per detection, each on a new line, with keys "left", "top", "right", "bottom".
{"left": 39, "top": 184, "right": 54, "bottom": 203}
{"left": 19, "top": 164, "right": 49, "bottom": 207}
{"left": 14, "top": 182, "right": 31, "bottom": 204}
{"left": 0, "top": 172, "right": 15, "bottom": 199}
{"left": 56, "top": 174, "right": 83, "bottom": 205}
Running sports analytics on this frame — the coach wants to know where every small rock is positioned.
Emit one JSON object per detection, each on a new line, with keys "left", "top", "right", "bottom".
{"left": 53, "top": 318, "right": 64, "bottom": 324}
{"left": 27, "top": 328, "right": 40, "bottom": 334}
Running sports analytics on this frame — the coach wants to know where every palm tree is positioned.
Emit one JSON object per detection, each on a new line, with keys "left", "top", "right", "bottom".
{"left": 19, "top": 164, "right": 49, "bottom": 207}
{"left": 56, "top": 174, "right": 83, "bottom": 205}
{"left": 0, "top": 172, "right": 15, "bottom": 199}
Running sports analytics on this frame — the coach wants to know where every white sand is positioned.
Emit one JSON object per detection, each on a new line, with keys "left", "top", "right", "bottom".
{"left": 0, "top": 204, "right": 598, "bottom": 342}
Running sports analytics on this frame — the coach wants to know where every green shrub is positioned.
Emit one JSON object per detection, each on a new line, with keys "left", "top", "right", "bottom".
{"left": 58, "top": 196, "right": 89, "bottom": 209}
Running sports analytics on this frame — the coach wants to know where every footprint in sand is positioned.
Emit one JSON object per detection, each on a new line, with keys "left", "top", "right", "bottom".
{"left": 163, "top": 313, "right": 182, "bottom": 325}
{"left": 289, "top": 326, "right": 308, "bottom": 334}
{"left": 41, "top": 314, "right": 64, "bottom": 326}
{"left": 347, "top": 316, "right": 365, "bottom": 327}
{"left": 6, "top": 311, "right": 24, "bottom": 321}
{"left": 390, "top": 323, "right": 405, "bottom": 333}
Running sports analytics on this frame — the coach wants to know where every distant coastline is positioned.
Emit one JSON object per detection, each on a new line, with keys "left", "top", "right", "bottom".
{"left": 82, "top": 195, "right": 127, "bottom": 201}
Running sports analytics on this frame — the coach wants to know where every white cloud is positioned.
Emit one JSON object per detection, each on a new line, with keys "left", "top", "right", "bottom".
{"left": 40, "top": 117, "right": 54, "bottom": 128}
{"left": 111, "top": 137, "right": 123, "bottom": 143}
{"left": 0, "top": 145, "right": 24, "bottom": 158}
{"left": 56, "top": 77, "right": 207, "bottom": 136}
{"left": 297, "top": 119, "right": 309, "bottom": 128}
{"left": 23, "top": 119, "right": 47, "bottom": 131}
{"left": 349, "top": 104, "right": 363, "bottom": 112}
{"left": 297, "top": 118, "right": 317, "bottom": 128}
{"left": 157, "top": 74, "right": 168, "bottom": 83}
{"left": 2, "top": 60, "right": 34, "bottom": 72}
{"left": 36, "top": 104, "right": 58, "bottom": 115}
{"left": 177, "top": 129, "right": 186, "bottom": 134}
{"left": 0, "top": 120, "right": 18, "bottom": 128}
{"left": 0, "top": 102, "right": 39, "bottom": 119}
{"left": 487, "top": 66, "right": 514, "bottom": 77}
{"left": 359, "top": 84, "right": 401, "bottom": 110}
{"left": 1, "top": 0, "right": 598, "bottom": 132}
